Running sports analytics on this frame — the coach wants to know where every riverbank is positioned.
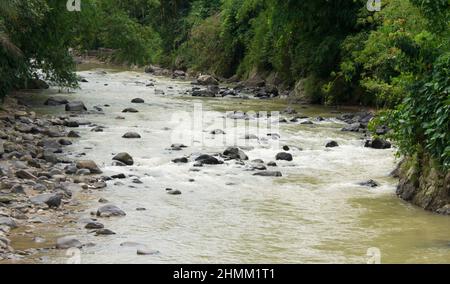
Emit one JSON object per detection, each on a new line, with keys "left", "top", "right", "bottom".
{"left": 0, "top": 95, "right": 109, "bottom": 261}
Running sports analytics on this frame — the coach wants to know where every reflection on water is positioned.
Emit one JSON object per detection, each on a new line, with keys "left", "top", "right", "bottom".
{"left": 10, "top": 68, "right": 450, "bottom": 264}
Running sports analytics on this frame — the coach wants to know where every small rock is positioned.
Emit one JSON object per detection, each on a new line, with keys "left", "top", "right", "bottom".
{"left": 365, "top": 138, "right": 392, "bottom": 149}
{"left": 122, "top": 108, "right": 139, "bottom": 113}
{"left": 113, "top": 152, "right": 134, "bottom": 166}
{"left": 326, "top": 141, "right": 339, "bottom": 148}
{"left": 211, "top": 129, "right": 226, "bottom": 135}
{"left": 253, "top": 171, "right": 283, "bottom": 177}
{"left": 95, "top": 229, "right": 116, "bottom": 236}
{"left": 195, "top": 155, "right": 223, "bottom": 165}
{"left": 15, "top": 170, "right": 37, "bottom": 180}
{"left": 276, "top": 152, "right": 293, "bottom": 162}
{"left": 131, "top": 98, "right": 145, "bottom": 104}
{"left": 111, "top": 173, "right": 126, "bottom": 179}
{"left": 65, "top": 101, "right": 87, "bottom": 112}
{"left": 44, "top": 97, "right": 69, "bottom": 106}
{"left": 167, "top": 189, "right": 182, "bottom": 195}
{"left": 76, "top": 160, "right": 102, "bottom": 174}
{"left": 67, "top": 131, "right": 81, "bottom": 138}
{"left": 122, "top": 132, "right": 141, "bottom": 139}
{"left": 223, "top": 147, "right": 248, "bottom": 160}
{"left": 137, "top": 249, "right": 159, "bottom": 256}
{"left": 56, "top": 236, "right": 82, "bottom": 249}
{"left": 359, "top": 180, "right": 380, "bottom": 188}
{"left": 85, "top": 222, "right": 104, "bottom": 229}
{"left": 97, "top": 205, "right": 126, "bottom": 217}
{"left": 172, "top": 157, "right": 188, "bottom": 164}
{"left": 45, "top": 193, "right": 63, "bottom": 208}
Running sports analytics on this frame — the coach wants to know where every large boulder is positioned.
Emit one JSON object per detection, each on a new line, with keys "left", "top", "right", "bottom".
{"left": 196, "top": 75, "right": 219, "bottom": 86}
{"left": 97, "top": 205, "right": 126, "bottom": 217}
{"left": 223, "top": 147, "right": 248, "bottom": 160}
{"left": 65, "top": 101, "right": 87, "bottom": 112}
{"left": 113, "top": 152, "right": 134, "bottom": 166}
{"left": 76, "top": 160, "right": 102, "bottom": 174}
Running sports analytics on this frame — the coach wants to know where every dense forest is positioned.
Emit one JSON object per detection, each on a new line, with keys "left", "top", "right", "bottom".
{"left": 0, "top": 0, "right": 449, "bottom": 171}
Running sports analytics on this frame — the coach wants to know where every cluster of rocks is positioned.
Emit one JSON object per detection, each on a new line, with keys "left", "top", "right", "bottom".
{"left": 170, "top": 146, "right": 295, "bottom": 178}
{"left": 0, "top": 97, "right": 107, "bottom": 260}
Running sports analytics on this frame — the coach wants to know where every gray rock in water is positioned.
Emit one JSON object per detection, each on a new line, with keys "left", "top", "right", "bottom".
{"left": 122, "top": 108, "right": 139, "bottom": 113}
{"left": 326, "top": 141, "right": 339, "bottom": 148}
{"left": 113, "top": 152, "right": 134, "bottom": 166}
{"left": 131, "top": 98, "right": 145, "bottom": 104}
{"left": 195, "top": 154, "right": 223, "bottom": 165}
{"left": 253, "top": 171, "right": 283, "bottom": 177}
{"left": 342, "top": 123, "right": 362, "bottom": 132}
{"left": 65, "top": 101, "right": 87, "bottom": 112}
{"left": 359, "top": 180, "right": 380, "bottom": 188}
{"left": 122, "top": 132, "right": 141, "bottom": 139}
{"left": 111, "top": 173, "right": 126, "bottom": 179}
{"left": 166, "top": 188, "right": 182, "bottom": 195}
{"left": 59, "top": 138, "right": 72, "bottom": 146}
{"left": 276, "top": 152, "right": 293, "bottom": 162}
{"left": 44, "top": 97, "right": 69, "bottom": 106}
{"left": 64, "top": 120, "right": 80, "bottom": 128}
{"left": 365, "top": 138, "right": 392, "bottom": 149}
{"left": 68, "top": 131, "right": 81, "bottom": 138}
{"left": 267, "top": 161, "right": 278, "bottom": 167}
{"left": 137, "top": 249, "right": 160, "bottom": 256}
{"left": 91, "top": 126, "right": 104, "bottom": 132}
{"left": 223, "top": 147, "right": 248, "bottom": 160}
{"left": 97, "top": 205, "right": 126, "bottom": 217}
{"left": 211, "top": 129, "right": 226, "bottom": 135}
{"left": 95, "top": 229, "right": 116, "bottom": 236}
{"left": 244, "top": 134, "right": 258, "bottom": 140}
{"left": 172, "top": 157, "right": 188, "bottom": 164}
{"left": 56, "top": 236, "right": 82, "bottom": 249}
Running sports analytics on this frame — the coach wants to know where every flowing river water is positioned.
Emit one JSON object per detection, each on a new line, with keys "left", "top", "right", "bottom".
{"left": 10, "top": 67, "right": 450, "bottom": 264}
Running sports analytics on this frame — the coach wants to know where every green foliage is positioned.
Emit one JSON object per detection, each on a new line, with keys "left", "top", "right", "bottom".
{"left": 386, "top": 53, "right": 450, "bottom": 169}
{"left": 0, "top": 0, "right": 78, "bottom": 99}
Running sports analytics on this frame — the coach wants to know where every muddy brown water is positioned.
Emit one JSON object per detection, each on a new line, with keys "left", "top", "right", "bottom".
{"left": 5, "top": 67, "right": 449, "bottom": 264}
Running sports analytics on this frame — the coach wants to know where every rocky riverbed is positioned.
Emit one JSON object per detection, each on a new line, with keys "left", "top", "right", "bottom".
{"left": 1, "top": 67, "right": 449, "bottom": 264}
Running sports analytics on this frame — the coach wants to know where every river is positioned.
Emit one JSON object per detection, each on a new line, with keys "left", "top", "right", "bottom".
{"left": 11, "top": 67, "right": 450, "bottom": 264}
